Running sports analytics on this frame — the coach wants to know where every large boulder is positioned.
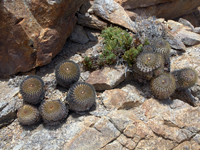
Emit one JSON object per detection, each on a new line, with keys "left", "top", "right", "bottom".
{"left": 115, "top": 0, "right": 200, "bottom": 20}
{"left": 0, "top": 0, "right": 86, "bottom": 78}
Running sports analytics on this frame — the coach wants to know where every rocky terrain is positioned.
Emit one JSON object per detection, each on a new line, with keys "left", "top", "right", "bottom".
{"left": 1, "top": 0, "right": 200, "bottom": 150}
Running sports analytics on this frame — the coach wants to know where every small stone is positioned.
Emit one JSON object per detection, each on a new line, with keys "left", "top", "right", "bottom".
{"left": 86, "top": 66, "right": 129, "bottom": 91}
{"left": 101, "top": 141, "right": 123, "bottom": 150}
{"left": 84, "top": 116, "right": 99, "bottom": 127}
{"left": 70, "top": 25, "right": 89, "bottom": 44}
{"left": 123, "top": 124, "right": 137, "bottom": 138}
{"left": 178, "top": 18, "right": 194, "bottom": 31}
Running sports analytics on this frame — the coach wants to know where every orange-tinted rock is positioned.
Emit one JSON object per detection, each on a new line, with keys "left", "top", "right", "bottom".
{"left": 0, "top": 0, "right": 86, "bottom": 78}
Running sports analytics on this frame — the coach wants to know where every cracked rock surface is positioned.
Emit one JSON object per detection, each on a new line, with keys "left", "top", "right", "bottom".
{"left": 1, "top": 21, "right": 200, "bottom": 150}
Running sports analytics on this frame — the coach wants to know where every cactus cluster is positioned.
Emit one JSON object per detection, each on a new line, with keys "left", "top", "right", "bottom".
{"left": 18, "top": 75, "right": 44, "bottom": 125}
{"left": 17, "top": 60, "right": 96, "bottom": 126}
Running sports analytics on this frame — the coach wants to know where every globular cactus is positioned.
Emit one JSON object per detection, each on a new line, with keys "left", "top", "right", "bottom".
{"left": 142, "top": 45, "right": 153, "bottom": 53}
{"left": 39, "top": 99, "right": 68, "bottom": 126}
{"left": 55, "top": 60, "right": 80, "bottom": 88}
{"left": 175, "top": 67, "right": 198, "bottom": 89}
{"left": 150, "top": 73, "right": 176, "bottom": 99}
{"left": 151, "top": 38, "right": 171, "bottom": 65}
{"left": 17, "top": 104, "right": 40, "bottom": 126}
{"left": 136, "top": 52, "right": 164, "bottom": 73}
{"left": 20, "top": 75, "right": 45, "bottom": 105}
{"left": 66, "top": 82, "right": 96, "bottom": 112}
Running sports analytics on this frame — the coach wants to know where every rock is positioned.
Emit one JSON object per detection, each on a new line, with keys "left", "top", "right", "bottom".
{"left": 102, "top": 89, "right": 129, "bottom": 110}
{"left": 0, "top": 87, "right": 20, "bottom": 128}
{"left": 177, "top": 29, "right": 200, "bottom": 46}
{"left": 86, "top": 66, "right": 130, "bottom": 91}
{"left": 77, "top": 13, "right": 107, "bottom": 30}
{"left": 69, "top": 25, "right": 89, "bottom": 44}
{"left": 141, "top": 98, "right": 200, "bottom": 143}
{"left": 162, "top": 25, "right": 186, "bottom": 51}
{"left": 178, "top": 18, "right": 195, "bottom": 31}
{"left": 83, "top": 115, "right": 99, "bottom": 127}
{"left": 93, "top": 0, "right": 136, "bottom": 33}
{"left": 79, "top": 1, "right": 93, "bottom": 15}
{"left": 115, "top": 0, "right": 200, "bottom": 20}
{"left": 0, "top": 121, "right": 88, "bottom": 149}
{"left": 80, "top": 71, "right": 90, "bottom": 82}
{"left": 135, "top": 136, "right": 177, "bottom": 150}
{"left": 117, "top": 134, "right": 136, "bottom": 149}
{"left": 181, "top": 11, "right": 200, "bottom": 27}
{"left": 64, "top": 117, "right": 120, "bottom": 150}
{"left": 101, "top": 87, "right": 145, "bottom": 110}
{"left": 171, "top": 44, "right": 200, "bottom": 73}
{"left": 163, "top": 20, "right": 200, "bottom": 47}
{"left": 0, "top": 0, "right": 86, "bottom": 78}
{"left": 85, "top": 28, "right": 98, "bottom": 42}
{"left": 194, "top": 27, "right": 200, "bottom": 34}
{"left": 108, "top": 110, "right": 154, "bottom": 138}
{"left": 69, "top": 54, "right": 84, "bottom": 64}
{"left": 101, "top": 141, "right": 123, "bottom": 150}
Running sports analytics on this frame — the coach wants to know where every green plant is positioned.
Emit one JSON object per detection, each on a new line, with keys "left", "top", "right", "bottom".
{"left": 20, "top": 75, "right": 44, "bottom": 105}
{"left": 101, "top": 26, "right": 133, "bottom": 50}
{"left": 55, "top": 60, "right": 80, "bottom": 88}
{"left": 123, "top": 45, "right": 142, "bottom": 66}
{"left": 83, "top": 56, "right": 93, "bottom": 69}
{"left": 66, "top": 82, "right": 96, "bottom": 112}
{"left": 17, "top": 104, "right": 40, "bottom": 126}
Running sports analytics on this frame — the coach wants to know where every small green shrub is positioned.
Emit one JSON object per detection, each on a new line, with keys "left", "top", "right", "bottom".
{"left": 83, "top": 56, "right": 93, "bottom": 69}
{"left": 83, "top": 26, "right": 149, "bottom": 69}
{"left": 123, "top": 45, "right": 143, "bottom": 66}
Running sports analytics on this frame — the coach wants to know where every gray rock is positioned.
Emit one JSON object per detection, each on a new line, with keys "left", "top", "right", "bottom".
{"left": 0, "top": 87, "right": 20, "bottom": 128}
{"left": 93, "top": 0, "right": 136, "bottom": 33}
{"left": 0, "top": 121, "right": 87, "bottom": 149}
{"left": 194, "top": 27, "right": 200, "bottom": 34}
{"left": 179, "top": 29, "right": 200, "bottom": 46}
{"left": 101, "top": 86, "right": 145, "bottom": 110}
{"left": 86, "top": 65, "right": 130, "bottom": 91}
{"left": 64, "top": 117, "right": 120, "bottom": 150}
{"left": 70, "top": 25, "right": 89, "bottom": 44}
{"left": 178, "top": 18, "right": 195, "bottom": 31}
{"left": 77, "top": 13, "right": 107, "bottom": 30}
{"left": 101, "top": 140, "right": 123, "bottom": 150}
{"left": 79, "top": 1, "right": 92, "bottom": 15}
{"left": 85, "top": 28, "right": 98, "bottom": 42}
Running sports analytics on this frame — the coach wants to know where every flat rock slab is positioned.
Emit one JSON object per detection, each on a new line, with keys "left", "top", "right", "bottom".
{"left": 86, "top": 66, "right": 130, "bottom": 91}
{"left": 64, "top": 117, "right": 120, "bottom": 150}
{"left": 101, "top": 86, "right": 145, "bottom": 110}
{"left": 0, "top": 87, "right": 20, "bottom": 128}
